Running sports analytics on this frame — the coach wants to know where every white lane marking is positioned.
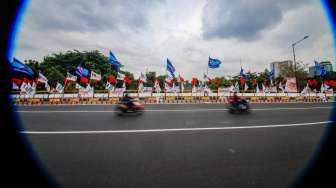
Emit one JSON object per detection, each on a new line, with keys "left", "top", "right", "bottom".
{"left": 20, "top": 121, "right": 332, "bottom": 134}
{"left": 14, "top": 106, "right": 333, "bottom": 113}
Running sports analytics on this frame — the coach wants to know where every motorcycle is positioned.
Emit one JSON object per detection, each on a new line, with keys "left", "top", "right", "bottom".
{"left": 228, "top": 99, "right": 251, "bottom": 113}
{"left": 115, "top": 99, "right": 144, "bottom": 115}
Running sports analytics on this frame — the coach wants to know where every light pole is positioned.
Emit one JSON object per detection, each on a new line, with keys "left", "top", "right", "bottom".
{"left": 292, "top": 36, "right": 308, "bottom": 93}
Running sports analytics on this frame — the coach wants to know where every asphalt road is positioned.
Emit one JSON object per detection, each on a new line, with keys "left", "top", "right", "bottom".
{"left": 12, "top": 102, "right": 336, "bottom": 188}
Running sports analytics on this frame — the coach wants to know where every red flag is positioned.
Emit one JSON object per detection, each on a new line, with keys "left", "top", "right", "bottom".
{"left": 80, "top": 76, "right": 88, "bottom": 83}
{"left": 307, "top": 80, "right": 314, "bottom": 86}
{"left": 138, "top": 77, "right": 143, "bottom": 84}
{"left": 125, "top": 76, "right": 132, "bottom": 84}
{"left": 64, "top": 78, "right": 73, "bottom": 86}
{"left": 179, "top": 75, "right": 185, "bottom": 82}
{"left": 313, "top": 79, "right": 317, "bottom": 85}
{"left": 252, "top": 78, "right": 257, "bottom": 85}
{"left": 154, "top": 78, "right": 160, "bottom": 84}
{"left": 215, "top": 78, "right": 220, "bottom": 84}
{"left": 166, "top": 80, "right": 173, "bottom": 85}
{"left": 11, "top": 78, "right": 22, "bottom": 86}
{"left": 109, "top": 76, "right": 117, "bottom": 84}
{"left": 240, "top": 77, "right": 245, "bottom": 85}
{"left": 263, "top": 78, "right": 267, "bottom": 85}
{"left": 229, "top": 78, "right": 232, "bottom": 83}
{"left": 23, "top": 77, "right": 32, "bottom": 85}
{"left": 330, "top": 80, "right": 336, "bottom": 87}
{"left": 192, "top": 78, "right": 198, "bottom": 85}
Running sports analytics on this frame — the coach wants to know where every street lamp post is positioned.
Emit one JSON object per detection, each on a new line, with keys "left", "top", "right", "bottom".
{"left": 292, "top": 36, "right": 308, "bottom": 93}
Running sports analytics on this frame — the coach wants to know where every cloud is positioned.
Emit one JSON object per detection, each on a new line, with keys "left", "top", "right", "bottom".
{"left": 13, "top": 0, "right": 334, "bottom": 81}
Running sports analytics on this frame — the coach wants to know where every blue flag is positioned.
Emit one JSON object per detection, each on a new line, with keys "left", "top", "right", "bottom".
{"left": 240, "top": 67, "right": 248, "bottom": 80}
{"left": 208, "top": 57, "right": 221, "bottom": 69}
{"left": 167, "top": 58, "right": 175, "bottom": 78}
{"left": 110, "top": 51, "right": 123, "bottom": 70}
{"left": 11, "top": 58, "right": 35, "bottom": 77}
{"left": 74, "top": 63, "right": 89, "bottom": 78}
{"left": 314, "top": 60, "right": 327, "bottom": 76}
{"left": 270, "top": 69, "right": 275, "bottom": 79}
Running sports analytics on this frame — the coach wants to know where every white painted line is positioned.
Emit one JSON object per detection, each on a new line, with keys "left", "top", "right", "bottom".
{"left": 20, "top": 121, "right": 332, "bottom": 134}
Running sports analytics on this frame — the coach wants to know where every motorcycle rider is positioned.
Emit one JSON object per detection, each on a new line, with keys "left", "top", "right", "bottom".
{"left": 122, "top": 93, "right": 134, "bottom": 109}
{"left": 232, "top": 91, "right": 244, "bottom": 108}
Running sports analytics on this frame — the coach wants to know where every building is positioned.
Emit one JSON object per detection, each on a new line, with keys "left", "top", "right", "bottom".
{"left": 308, "top": 61, "right": 333, "bottom": 77}
{"left": 270, "top": 60, "right": 293, "bottom": 78}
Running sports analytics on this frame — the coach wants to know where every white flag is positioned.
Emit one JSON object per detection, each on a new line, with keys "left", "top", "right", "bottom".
{"left": 165, "top": 74, "right": 172, "bottom": 82}
{"left": 38, "top": 72, "right": 48, "bottom": 83}
{"left": 154, "top": 81, "right": 161, "bottom": 93}
{"left": 122, "top": 81, "right": 126, "bottom": 89}
{"left": 278, "top": 82, "right": 284, "bottom": 91}
{"left": 192, "top": 84, "right": 196, "bottom": 93}
{"left": 138, "top": 82, "right": 145, "bottom": 92}
{"left": 262, "top": 83, "right": 266, "bottom": 92}
{"left": 256, "top": 83, "right": 259, "bottom": 93}
{"left": 244, "top": 83, "right": 249, "bottom": 91}
{"left": 90, "top": 71, "right": 101, "bottom": 81}
{"left": 117, "top": 72, "right": 125, "bottom": 80}
{"left": 204, "top": 85, "right": 212, "bottom": 93}
{"left": 56, "top": 82, "right": 64, "bottom": 93}
{"left": 12, "top": 83, "right": 19, "bottom": 90}
{"left": 45, "top": 82, "right": 51, "bottom": 92}
{"left": 140, "top": 72, "right": 147, "bottom": 83}
{"left": 106, "top": 81, "right": 114, "bottom": 90}
{"left": 66, "top": 72, "right": 77, "bottom": 82}
{"left": 180, "top": 83, "right": 184, "bottom": 93}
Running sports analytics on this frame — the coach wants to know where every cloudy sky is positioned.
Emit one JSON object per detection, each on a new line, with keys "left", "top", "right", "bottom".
{"left": 12, "top": 0, "right": 335, "bottom": 81}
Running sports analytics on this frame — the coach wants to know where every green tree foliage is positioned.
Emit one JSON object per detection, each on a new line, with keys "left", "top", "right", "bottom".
{"left": 13, "top": 49, "right": 335, "bottom": 92}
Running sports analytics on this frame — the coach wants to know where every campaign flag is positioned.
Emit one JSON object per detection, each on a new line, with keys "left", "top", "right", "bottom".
{"left": 279, "top": 82, "right": 284, "bottom": 91}
{"left": 256, "top": 83, "right": 260, "bottom": 93}
{"left": 25, "top": 82, "right": 36, "bottom": 95}
{"left": 122, "top": 81, "right": 126, "bottom": 89}
{"left": 109, "top": 76, "right": 117, "bottom": 84}
{"left": 165, "top": 74, "right": 173, "bottom": 82}
{"left": 262, "top": 83, "right": 266, "bottom": 92}
{"left": 270, "top": 69, "right": 275, "bottom": 79}
{"left": 154, "top": 80, "right": 161, "bottom": 93}
{"left": 244, "top": 83, "right": 249, "bottom": 91}
{"left": 66, "top": 72, "right": 77, "bottom": 82}
{"left": 11, "top": 78, "right": 22, "bottom": 86}
{"left": 11, "top": 58, "right": 35, "bottom": 77}
{"left": 192, "top": 84, "right": 197, "bottom": 93}
{"left": 177, "top": 74, "right": 185, "bottom": 83}
{"left": 215, "top": 78, "right": 220, "bottom": 84}
{"left": 90, "top": 71, "right": 101, "bottom": 81}
{"left": 105, "top": 81, "right": 114, "bottom": 90}
{"left": 45, "top": 82, "right": 51, "bottom": 92}
{"left": 80, "top": 76, "right": 88, "bottom": 83}
{"left": 125, "top": 76, "right": 132, "bottom": 84}
{"left": 56, "top": 82, "right": 64, "bottom": 93}
{"left": 192, "top": 78, "right": 198, "bottom": 85}
{"left": 180, "top": 82, "right": 184, "bottom": 92}
{"left": 38, "top": 72, "right": 48, "bottom": 84}
{"left": 117, "top": 72, "right": 125, "bottom": 80}
{"left": 240, "top": 67, "right": 248, "bottom": 80}
{"left": 164, "top": 82, "right": 171, "bottom": 91}
{"left": 252, "top": 78, "right": 257, "bottom": 85}
{"left": 203, "top": 73, "right": 212, "bottom": 82}
{"left": 110, "top": 51, "right": 123, "bottom": 70}
{"left": 314, "top": 60, "right": 327, "bottom": 76}
{"left": 139, "top": 82, "right": 145, "bottom": 92}
{"left": 139, "top": 72, "right": 147, "bottom": 83}
{"left": 208, "top": 57, "right": 221, "bottom": 69}
{"left": 20, "top": 82, "right": 27, "bottom": 94}
{"left": 74, "top": 63, "right": 89, "bottom": 77}
{"left": 12, "top": 82, "right": 19, "bottom": 90}
{"left": 240, "top": 77, "right": 245, "bottom": 85}
{"left": 204, "top": 85, "right": 212, "bottom": 93}
{"left": 167, "top": 58, "right": 176, "bottom": 78}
